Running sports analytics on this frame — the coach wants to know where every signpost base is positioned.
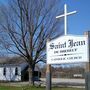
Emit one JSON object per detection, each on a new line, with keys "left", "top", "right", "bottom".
{"left": 46, "top": 64, "right": 51, "bottom": 90}
{"left": 85, "top": 72, "right": 90, "bottom": 90}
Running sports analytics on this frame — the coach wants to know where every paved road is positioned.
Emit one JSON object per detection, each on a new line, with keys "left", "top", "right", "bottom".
{"left": 41, "top": 78, "right": 85, "bottom": 83}
{"left": 0, "top": 78, "right": 85, "bottom": 88}
{"left": 40, "top": 78, "right": 85, "bottom": 88}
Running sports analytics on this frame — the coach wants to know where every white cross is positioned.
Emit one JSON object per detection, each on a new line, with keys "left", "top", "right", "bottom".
{"left": 56, "top": 4, "right": 77, "bottom": 35}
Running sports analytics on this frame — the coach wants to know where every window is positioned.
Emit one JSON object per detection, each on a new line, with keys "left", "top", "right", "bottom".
{"left": 15, "top": 67, "right": 18, "bottom": 75}
{"left": 3, "top": 67, "right": 6, "bottom": 76}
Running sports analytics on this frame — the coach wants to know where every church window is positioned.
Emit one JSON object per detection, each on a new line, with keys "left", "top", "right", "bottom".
{"left": 3, "top": 67, "right": 6, "bottom": 76}
{"left": 15, "top": 67, "right": 18, "bottom": 75}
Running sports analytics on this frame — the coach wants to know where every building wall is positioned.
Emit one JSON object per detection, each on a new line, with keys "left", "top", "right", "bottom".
{"left": 0, "top": 66, "right": 21, "bottom": 81}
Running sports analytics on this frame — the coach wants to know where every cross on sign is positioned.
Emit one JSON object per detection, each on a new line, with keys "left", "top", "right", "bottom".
{"left": 56, "top": 4, "right": 77, "bottom": 35}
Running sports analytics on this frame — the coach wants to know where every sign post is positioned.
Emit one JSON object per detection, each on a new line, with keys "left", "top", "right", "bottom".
{"left": 84, "top": 31, "right": 90, "bottom": 72}
{"left": 46, "top": 64, "right": 51, "bottom": 90}
{"left": 84, "top": 31, "right": 90, "bottom": 90}
{"left": 46, "top": 39, "right": 52, "bottom": 90}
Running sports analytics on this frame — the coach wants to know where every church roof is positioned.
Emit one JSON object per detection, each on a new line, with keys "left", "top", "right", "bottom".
{"left": 0, "top": 57, "right": 26, "bottom": 66}
{"left": 0, "top": 57, "right": 40, "bottom": 71}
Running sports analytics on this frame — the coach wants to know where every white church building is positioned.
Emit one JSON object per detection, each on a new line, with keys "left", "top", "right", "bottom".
{"left": 0, "top": 57, "right": 28, "bottom": 81}
{"left": 0, "top": 57, "right": 40, "bottom": 82}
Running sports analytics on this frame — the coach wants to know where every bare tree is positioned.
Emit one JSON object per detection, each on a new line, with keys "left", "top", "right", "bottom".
{"left": 0, "top": 0, "right": 63, "bottom": 85}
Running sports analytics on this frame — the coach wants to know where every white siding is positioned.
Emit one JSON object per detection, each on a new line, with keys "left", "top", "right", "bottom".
{"left": 0, "top": 66, "right": 21, "bottom": 81}
{"left": 0, "top": 67, "right": 5, "bottom": 80}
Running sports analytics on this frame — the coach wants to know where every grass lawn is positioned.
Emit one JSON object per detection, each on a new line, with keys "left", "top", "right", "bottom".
{"left": 0, "top": 86, "right": 84, "bottom": 90}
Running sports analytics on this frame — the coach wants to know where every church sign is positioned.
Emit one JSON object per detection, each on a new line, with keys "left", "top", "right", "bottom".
{"left": 47, "top": 35, "right": 89, "bottom": 64}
